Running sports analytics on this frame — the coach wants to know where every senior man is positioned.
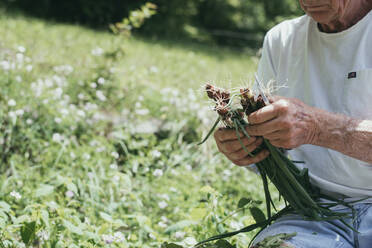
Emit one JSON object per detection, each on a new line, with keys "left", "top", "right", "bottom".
{"left": 214, "top": 0, "right": 372, "bottom": 247}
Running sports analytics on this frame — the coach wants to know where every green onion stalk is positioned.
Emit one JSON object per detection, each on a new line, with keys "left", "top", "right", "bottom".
{"left": 196, "top": 83, "right": 361, "bottom": 247}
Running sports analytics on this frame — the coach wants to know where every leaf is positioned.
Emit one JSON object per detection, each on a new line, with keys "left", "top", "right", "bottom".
{"left": 20, "top": 221, "right": 36, "bottom": 245}
{"left": 99, "top": 212, "right": 113, "bottom": 222}
{"left": 190, "top": 208, "right": 207, "bottom": 221}
{"left": 165, "top": 220, "right": 198, "bottom": 234}
{"left": 237, "top": 197, "right": 251, "bottom": 208}
{"left": 41, "top": 210, "right": 50, "bottom": 228}
{"left": 35, "top": 184, "right": 54, "bottom": 197}
{"left": 215, "top": 240, "right": 235, "bottom": 248}
{"left": 217, "top": 223, "right": 225, "bottom": 234}
{"left": 250, "top": 207, "right": 266, "bottom": 223}
{"left": 63, "top": 220, "right": 83, "bottom": 235}
{"left": 161, "top": 243, "right": 183, "bottom": 248}
{"left": 0, "top": 202, "right": 11, "bottom": 212}
{"left": 256, "top": 233, "right": 296, "bottom": 247}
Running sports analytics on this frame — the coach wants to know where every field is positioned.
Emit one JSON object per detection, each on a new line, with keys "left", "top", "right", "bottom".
{"left": 0, "top": 10, "right": 276, "bottom": 248}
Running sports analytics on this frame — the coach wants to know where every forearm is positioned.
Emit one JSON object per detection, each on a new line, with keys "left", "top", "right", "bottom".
{"left": 310, "top": 108, "right": 372, "bottom": 164}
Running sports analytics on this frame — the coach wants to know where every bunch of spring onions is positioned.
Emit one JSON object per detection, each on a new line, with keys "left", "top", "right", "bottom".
{"left": 196, "top": 83, "right": 360, "bottom": 247}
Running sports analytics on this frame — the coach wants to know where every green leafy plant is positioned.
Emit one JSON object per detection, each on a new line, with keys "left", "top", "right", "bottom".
{"left": 196, "top": 83, "right": 362, "bottom": 247}
{"left": 110, "top": 2, "right": 157, "bottom": 36}
{"left": 20, "top": 221, "right": 36, "bottom": 246}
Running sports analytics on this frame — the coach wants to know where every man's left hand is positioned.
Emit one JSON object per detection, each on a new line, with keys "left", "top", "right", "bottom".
{"left": 246, "top": 96, "right": 318, "bottom": 149}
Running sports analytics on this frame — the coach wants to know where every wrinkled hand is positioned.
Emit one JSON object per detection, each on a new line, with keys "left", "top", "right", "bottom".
{"left": 246, "top": 96, "right": 317, "bottom": 149}
{"left": 214, "top": 129, "right": 270, "bottom": 167}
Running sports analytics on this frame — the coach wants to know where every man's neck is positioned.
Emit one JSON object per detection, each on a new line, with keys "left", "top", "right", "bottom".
{"left": 319, "top": 0, "right": 371, "bottom": 33}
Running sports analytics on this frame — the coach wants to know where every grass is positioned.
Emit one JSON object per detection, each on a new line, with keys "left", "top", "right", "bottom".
{"left": 0, "top": 10, "right": 276, "bottom": 248}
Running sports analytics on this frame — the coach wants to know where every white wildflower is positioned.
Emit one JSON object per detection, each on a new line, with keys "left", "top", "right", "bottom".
{"left": 52, "top": 75, "right": 64, "bottom": 86}
{"left": 223, "top": 169, "right": 232, "bottom": 177}
{"left": 16, "top": 53, "right": 24, "bottom": 62}
{"left": 150, "top": 66, "right": 159, "bottom": 73}
{"left": 53, "top": 87, "right": 63, "bottom": 99}
{"left": 158, "top": 221, "right": 167, "bottom": 228}
{"left": 76, "top": 110, "right": 86, "bottom": 118}
{"left": 8, "top": 99, "right": 16, "bottom": 106}
{"left": 92, "top": 47, "right": 104, "bottom": 56}
{"left": 135, "top": 108, "right": 150, "bottom": 116}
{"left": 153, "top": 169, "right": 163, "bottom": 177}
{"left": 149, "top": 233, "right": 156, "bottom": 240}
{"left": 183, "top": 237, "right": 197, "bottom": 246}
{"left": 84, "top": 217, "right": 91, "bottom": 225}
{"left": 15, "top": 109, "right": 24, "bottom": 116}
{"left": 113, "top": 233, "right": 124, "bottom": 243}
{"left": 113, "top": 232, "right": 125, "bottom": 242}
{"left": 135, "top": 101, "right": 141, "bottom": 108}
{"left": 52, "top": 133, "right": 63, "bottom": 143}
{"left": 70, "top": 152, "right": 76, "bottom": 159}
{"left": 96, "top": 90, "right": 107, "bottom": 101}
{"left": 113, "top": 175, "right": 120, "bottom": 182}
{"left": 159, "top": 193, "right": 170, "bottom": 201}
{"left": 151, "top": 150, "right": 161, "bottom": 158}
{"left": 111, "top": 151, "right": 119, "bottom": 159}
{"left": 170, "top": 187, "right": 178, "bottom": 193}
{"left": 37, "top": 230, "right": 50, "bottom": 243}
{"left": 83, "top": 153, "right": 91, "bottom": 160}
{"left": 15, "top": 75, "right": 22, "bottom": 82}
{"left": 8, "top": 111, "right": 16, "bottom": 120}
{"left": 78, "top": 93, "right": 85, "bottom": 100}
{"left": 96, "top": 146, "right": 105, "bottom": 152}
{"left": 97, "top": 77, "right": 105, "bottom": 85}
{"left": 54, "top": 117, "right": 62, "bottom": 124}
{"left": 53, "top": 65, "right": 73, "bottom": 75}
{"left": 174, "top": 231, "right": 186, "bottom": 239}
{"left": 25, "top": 65, "right": 33, "bottom": 72}
{"left": 44, "top": 78, "right": 54, "bottom": 88}
{"left": 102, "top": 234, "right": 114, "bottom": 244}
{"left": 60, "top": 108, "right": 69, "bottom": 115}
{"left": 110, "top": 163, "right": 118, "bottom": 169}
{"left": 26, "top": 118, "right": 33, "bottom": 125}
{"left": 170, "top": 169, "right": 179, "bottom": 176}
{"left": 18, "top": 46, "right": 26, "bottom": 53}
{"left": 0, "top": 60, "right": 10, "bottom": 71}
{"left": 90, "top": 82, "right": 97, "bottom": 88}
{"left": 185, "top": 164, "right": 192, "bottom": 171}
{"left": 10, "top": 191, "right": 21, "bottom": 200}
{"left": 65, "top": 190, "right": 74, "bottom": 198}
{"left": 158, "top": 201, "right": 168, "bottom": 209}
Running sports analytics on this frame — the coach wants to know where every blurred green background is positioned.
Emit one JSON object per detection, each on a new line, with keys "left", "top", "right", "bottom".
{"left": 2, "top": 0, "right": 303, "bottom": 48}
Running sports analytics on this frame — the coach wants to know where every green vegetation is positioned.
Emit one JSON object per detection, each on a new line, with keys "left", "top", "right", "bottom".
{"left": 0, "top": 11, "right": 285, "bottom": 247}
{"left": 3, "top": 0, "right": 303, "bottom": 48}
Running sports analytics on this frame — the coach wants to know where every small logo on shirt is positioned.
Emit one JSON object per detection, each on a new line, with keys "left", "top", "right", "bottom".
{"left": 348, "top": 72, "right": 357, "bottom": 79}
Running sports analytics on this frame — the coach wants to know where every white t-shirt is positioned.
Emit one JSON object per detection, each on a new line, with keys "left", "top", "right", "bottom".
{"left": 257, "top": 11, "right": 372, "bottom": 198}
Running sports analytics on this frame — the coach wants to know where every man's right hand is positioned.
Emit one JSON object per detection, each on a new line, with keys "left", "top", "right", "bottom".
{"left": 213, "top": 128, "right": 270, "bottom": 167}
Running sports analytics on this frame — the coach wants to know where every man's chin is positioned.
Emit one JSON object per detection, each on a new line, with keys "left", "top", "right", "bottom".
{"left": 307, "top": 11, "right": 337, "bottom": 25}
